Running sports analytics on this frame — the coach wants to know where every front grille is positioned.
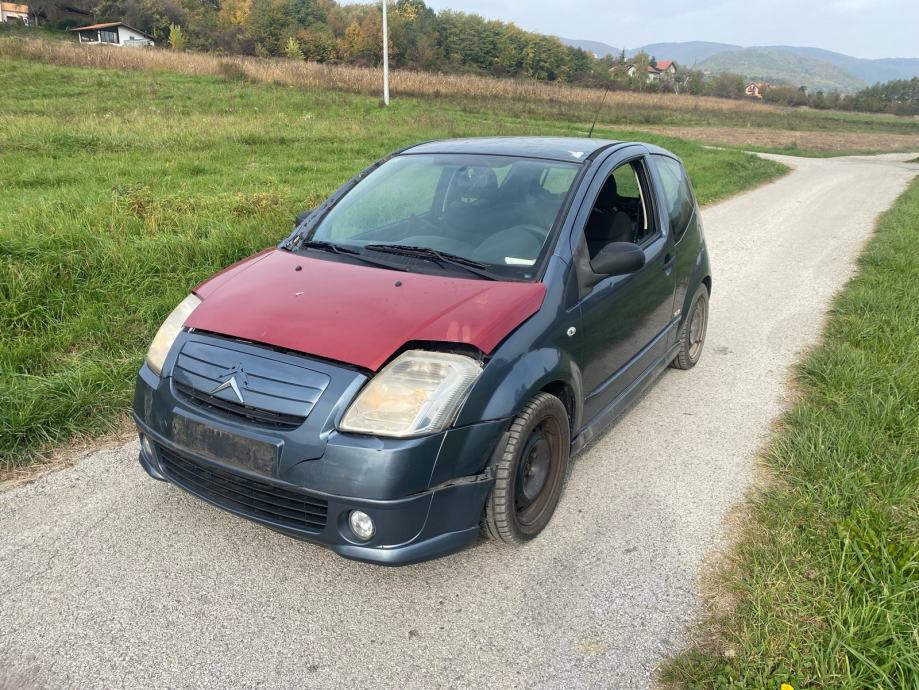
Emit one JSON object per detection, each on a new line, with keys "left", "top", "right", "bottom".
{"left": 174, "top": 382, "right": 304, "bottom": 430}
{"left": 158, "top": 446, "right": 328, "bottom": 532}
{"left": 171, "top": 337, "right": 331, "bottom": 432}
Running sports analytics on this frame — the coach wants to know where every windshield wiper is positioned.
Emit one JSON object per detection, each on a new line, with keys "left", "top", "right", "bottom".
{"left": 293, "top": 240, "right": 409, "bottom": 271}
{"left": 298, "top": 239, "right": 361, "bottom": 255}
{"left": 363, "top": 244, "right": 499, "bottom": 281}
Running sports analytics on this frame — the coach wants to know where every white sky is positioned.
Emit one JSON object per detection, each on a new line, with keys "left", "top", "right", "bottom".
{"left": 405, "top": 0, "right": 918, "bottom": 59}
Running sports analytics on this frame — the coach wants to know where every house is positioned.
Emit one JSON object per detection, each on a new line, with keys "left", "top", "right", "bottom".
{"left": 0, "top": 2, "right": 29, "bottom": 24}
{"left": 745, "top": 82, "right": 769, "bottom": 99}
{"left": 69, "top": 22, "right": 154, "bottom": 47}
{"left": 652, "top": 60, "right": 677, "bottom": 77}
{"left": 618, "top": 59, "right": 677, "bottom": 83}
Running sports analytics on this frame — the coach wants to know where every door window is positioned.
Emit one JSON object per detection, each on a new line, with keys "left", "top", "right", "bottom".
{"left": 582, "top": 159, "right": 655, "bottom": 259}
{"left": 653, "top": 155, "right": 695, "bottom": 242}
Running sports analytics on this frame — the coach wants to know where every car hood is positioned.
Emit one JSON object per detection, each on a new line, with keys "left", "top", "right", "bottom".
{"left": 185, "top": 249, "right": 546, "bottom": 371}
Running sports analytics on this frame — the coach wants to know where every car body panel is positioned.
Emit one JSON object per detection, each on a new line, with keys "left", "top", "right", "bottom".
{"left": 186, "top": 250, "right": 546, "bottom": 371}
{"left": 403, "top": 136, "right": 621, "bottom": 163}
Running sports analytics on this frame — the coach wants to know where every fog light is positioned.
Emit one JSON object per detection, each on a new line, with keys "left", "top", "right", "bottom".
{"left": 348, "top": 510, "right": 375, "bottom": 541}
{"left": 139, "top": 434, "right": 154, "bottom": 460}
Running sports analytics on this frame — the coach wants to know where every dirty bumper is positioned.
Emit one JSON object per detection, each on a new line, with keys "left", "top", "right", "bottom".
{"left": 132, "top": 335, "right": 505, "bottom": 565}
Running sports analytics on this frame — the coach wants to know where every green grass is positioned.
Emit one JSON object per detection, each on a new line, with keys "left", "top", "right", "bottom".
{"left": 661, "top": 178, "right": 919, "bottom": 689}
{"left": 0, "top": 57, "right": 786, "bottom": 467}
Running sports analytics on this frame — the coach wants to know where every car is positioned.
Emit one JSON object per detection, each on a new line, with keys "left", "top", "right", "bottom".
{"left": 133, "top": 136, "right": 711, "bottom": 565}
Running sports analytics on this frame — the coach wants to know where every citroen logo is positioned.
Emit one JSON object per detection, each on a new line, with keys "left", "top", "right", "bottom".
{"left": 209, "top": 364, "right": 247, "bottom": 403}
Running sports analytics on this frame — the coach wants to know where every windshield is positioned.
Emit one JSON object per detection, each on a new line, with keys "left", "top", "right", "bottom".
{"left": 305, "top": 153, "right": 580, "bottom": 280}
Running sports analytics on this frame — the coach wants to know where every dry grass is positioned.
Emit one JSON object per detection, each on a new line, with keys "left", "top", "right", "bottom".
{"left": 5, "top": 34, "right": 914, "bottom": 136}
{"left": 639, "top": 125, "right": 919, "bottom": 154}
{"left": 0, "top": 36, "right": 759, "bottom": 110}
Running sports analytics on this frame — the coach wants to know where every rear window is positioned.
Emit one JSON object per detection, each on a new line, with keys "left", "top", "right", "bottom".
{"left": 652, "top": 155, "right": 695, "bottom": 242}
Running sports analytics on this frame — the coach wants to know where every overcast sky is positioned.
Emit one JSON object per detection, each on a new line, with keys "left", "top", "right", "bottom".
{"left": 412, "top": 0, "right": 918, "bottom": 59}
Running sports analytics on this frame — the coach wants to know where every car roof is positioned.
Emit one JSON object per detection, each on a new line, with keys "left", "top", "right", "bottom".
{"left": 401, "top": 137, "right": 629, "bottom": 164}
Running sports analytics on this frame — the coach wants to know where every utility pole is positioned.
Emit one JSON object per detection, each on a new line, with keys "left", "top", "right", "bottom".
{"left": 382, "top": 0, "right": 390, "bottom": 105}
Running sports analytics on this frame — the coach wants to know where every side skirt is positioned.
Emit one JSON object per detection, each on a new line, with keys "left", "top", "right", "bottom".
{"left": 570, "top": 340, "right": 682, "bottom": 454}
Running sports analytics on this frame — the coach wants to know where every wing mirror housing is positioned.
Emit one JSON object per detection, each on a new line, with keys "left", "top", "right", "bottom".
{"left": 590, "top": 241, "right": 646, "bottom": 277}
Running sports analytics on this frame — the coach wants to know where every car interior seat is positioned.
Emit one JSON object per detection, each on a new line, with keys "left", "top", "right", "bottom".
{"left": 585, "top": 176, "right": 634, "bottom": 258}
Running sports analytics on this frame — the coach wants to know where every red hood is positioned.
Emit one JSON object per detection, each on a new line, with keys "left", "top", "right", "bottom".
{"left": 186, "top": 249, "right": 546, "bottom": 371}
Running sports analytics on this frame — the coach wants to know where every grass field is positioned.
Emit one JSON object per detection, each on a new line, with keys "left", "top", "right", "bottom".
{"left": 0, "top": 57, "right": 787, "bottom": 467}
{"left": 662, "top": 178, "right": 919, "bottom": 689}
{"left": 3, "top": 35, "right": 919, "bottom": 151}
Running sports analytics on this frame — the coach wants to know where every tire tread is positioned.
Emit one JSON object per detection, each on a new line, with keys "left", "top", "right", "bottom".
{"left": 482, "top": 392, "right": 569, "bottom": 544}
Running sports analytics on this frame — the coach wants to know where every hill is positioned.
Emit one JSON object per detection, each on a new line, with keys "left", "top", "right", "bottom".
{"left": 560, "top": 38, "right": 919, "bottom": 88}
{"left": 697, "top": 47, "right": 866, "bottom": 92}
{"left": 769, "top": 46, "right": 919, "bottom": 86}
{"left": 557, "top": 37, "right": 620, "bottom": 58}
{"left": 629, "top": 41, "right": 740, "bottom": 67}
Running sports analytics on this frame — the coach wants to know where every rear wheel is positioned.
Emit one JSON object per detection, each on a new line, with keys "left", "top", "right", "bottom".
{"left": 482, "top": 393, "right": 570, "bottom": 544}
{"left": 671, "top": 284, "right": 709, "bottom": 370}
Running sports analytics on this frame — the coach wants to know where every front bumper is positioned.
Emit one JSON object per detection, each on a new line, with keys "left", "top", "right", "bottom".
{"left": 136, "top": 423, "right": 493, "bottom": 565}
{"left": 133, "top": 333, "right": 507, "bottom": 565}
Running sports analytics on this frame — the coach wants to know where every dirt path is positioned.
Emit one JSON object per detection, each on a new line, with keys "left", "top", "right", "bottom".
{"left": 1, "top": 153, "right": 916, "bottom": 689}
{"left": 638, "top": 125, "right": 919, "bottom": 154}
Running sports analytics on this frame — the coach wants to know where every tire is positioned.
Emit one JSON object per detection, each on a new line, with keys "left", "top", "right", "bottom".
{"left": 482, "top": 392, "right": 571, "bottom": 544}
{"left": 671, "top": 284, "right": 709, "bottom": 370}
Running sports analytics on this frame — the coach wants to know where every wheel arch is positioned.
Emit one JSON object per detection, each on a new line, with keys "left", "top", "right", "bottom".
{"left": 539, "top": 380, "right": 578, "bottom": 438}
{"left": 456, "top": 346, "right": 584, "bottom": 435}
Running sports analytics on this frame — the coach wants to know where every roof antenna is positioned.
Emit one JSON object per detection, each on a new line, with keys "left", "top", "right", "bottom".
{"left": 587, "top": 84, "right": 611, "bottom": 138}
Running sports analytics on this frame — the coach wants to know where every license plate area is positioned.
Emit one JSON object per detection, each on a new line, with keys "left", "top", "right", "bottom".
{"left": 171, "top": 413, "right": 279, "bottom": 477}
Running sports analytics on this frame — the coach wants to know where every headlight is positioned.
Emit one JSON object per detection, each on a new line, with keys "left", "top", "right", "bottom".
{"left": 340, "top": 350, "right": 482, "bottom": 437}
{"left": 145, "top": 293, "right": 202, "bottom": 376}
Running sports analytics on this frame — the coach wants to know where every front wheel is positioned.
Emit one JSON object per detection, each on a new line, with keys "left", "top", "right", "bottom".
{"left": 482, "top": 393, "right": 570, "bottom": 544}
{"left": 671, "top": 284, "right": 709, "bottom": 370}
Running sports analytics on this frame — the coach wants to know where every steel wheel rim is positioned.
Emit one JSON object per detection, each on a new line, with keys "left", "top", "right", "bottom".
{"left": 514, "top": 418, "right": 562, "bottom": 528}
{"left": 688, "top": 295, "right": 707, "bottom": 360}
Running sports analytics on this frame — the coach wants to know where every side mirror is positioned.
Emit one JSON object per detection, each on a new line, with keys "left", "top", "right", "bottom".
{"left": 590, "top": 242, "right": 646, "bottom": 276}
{"left": 294, "top": 208, "right": 314, "bottom": 228}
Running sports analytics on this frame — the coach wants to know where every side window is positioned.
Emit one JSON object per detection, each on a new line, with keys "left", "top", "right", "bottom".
{"left": 653, "top": 155, "right": 695, "bottom": 242}
{"left": 582, "top": 159, "right": 656, "bottom": 259}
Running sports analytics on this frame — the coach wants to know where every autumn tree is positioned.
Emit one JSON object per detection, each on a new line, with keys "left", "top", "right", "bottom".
{"left": 284, "top": 35, "right": 304, "bottom": 59}
{"left": 168, "top": 23, "right": 186, "bottom": 50}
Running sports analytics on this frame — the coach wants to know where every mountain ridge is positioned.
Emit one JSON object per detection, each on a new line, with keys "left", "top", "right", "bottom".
{"left": 696, "top": 47, "right": 866, "bottom": 92}
{"left": 558, "top": 37, "right": 919, "bottom": 91}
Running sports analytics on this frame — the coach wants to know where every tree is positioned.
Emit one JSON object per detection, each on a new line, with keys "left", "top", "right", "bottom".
{"left": 629, "top": 50, "right": 650, "bottom": 90}
{"left": 284, "top": 35, "right": 304, "bottom": 59}
{"left": 296, "top": 26, "right": 338, "bottom": 61}
{"left": 219, "top": 0, "right": 253, "bottom": 27}
{"left": 243, "top": 0, "right": 300, "bottom": 55}
{"left": 168, "top": 23, "right": 187, "bottom": 50}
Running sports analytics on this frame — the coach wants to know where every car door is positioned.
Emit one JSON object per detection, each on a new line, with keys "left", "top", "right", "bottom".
{"left": 571, "top": 152, "right": 676, "bottom": 424}
{"left": 650, "top": 154, "right": 703, "bottom": 330}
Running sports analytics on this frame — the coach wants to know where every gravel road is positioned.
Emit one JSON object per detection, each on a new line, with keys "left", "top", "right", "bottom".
{"left": 2, "top": 153, "right": 917, "bottom": 690}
